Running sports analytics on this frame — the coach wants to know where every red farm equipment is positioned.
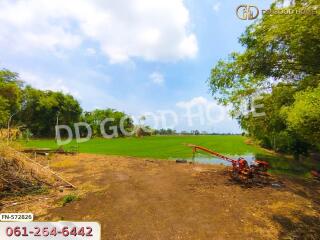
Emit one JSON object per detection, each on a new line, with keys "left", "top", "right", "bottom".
{"left": 187, "top": 144, "right": 270, "bottom": 184}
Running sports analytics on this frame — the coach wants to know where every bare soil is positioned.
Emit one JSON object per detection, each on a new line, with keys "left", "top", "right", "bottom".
{"left": 2, "top": 153, "right": 320, "bottom": 239}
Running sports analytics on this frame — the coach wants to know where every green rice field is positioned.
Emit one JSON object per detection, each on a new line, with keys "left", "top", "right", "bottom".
{"left": 23, "top": 135, "right": 264, "bottom": 159}
{"left": 22, "top": 135, "right": 319, "bottom": 177}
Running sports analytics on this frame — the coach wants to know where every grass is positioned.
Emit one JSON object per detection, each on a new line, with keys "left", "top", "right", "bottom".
{"left": 30, "top": 186, "right": 50, "bottom": 195}
{"left": 50, "top": 158, "right": 77, "bottom": 168}
{"left": 0, "top": 185, "right": 49, "bottom": 198}
{"left": 22, "top": 135, "right": 265, "bottom": 159}
{"left": 256, "top": 153, "right": 320, "bottom": 178}
{"left": 61, "top": 194, "right": 79, "bottom": 206}
{"left": 21, "top": 135, "right": 319, "bottom": 178}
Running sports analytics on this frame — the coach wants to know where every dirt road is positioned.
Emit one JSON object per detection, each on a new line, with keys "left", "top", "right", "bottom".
{"left": 4, "top": 154, "right": 320, "bottom": 239}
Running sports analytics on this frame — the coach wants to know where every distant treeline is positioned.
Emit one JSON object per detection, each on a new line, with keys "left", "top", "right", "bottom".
{"left": 153, "top": 129, "right": 241, "bottom": 136}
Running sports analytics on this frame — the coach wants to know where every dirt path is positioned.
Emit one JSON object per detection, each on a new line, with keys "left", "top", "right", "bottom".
{"left": 3, "top": 154, "right": 320, "bottom": 239}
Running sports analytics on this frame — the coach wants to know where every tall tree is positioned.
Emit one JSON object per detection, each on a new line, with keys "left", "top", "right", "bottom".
{"left": 0, "top": 69, "right": 23, "bottom": 127}
{"left": 21, "top": 86, "right": 82, "bottom": 137}
{"left": 209, "top": 0, "right": 320, "bottom": 153}
{"left": 282, "top": 86, "right": 320, "bottom": 145}
{"left": 81, "top": 109, "right": 134, "bottom": 137}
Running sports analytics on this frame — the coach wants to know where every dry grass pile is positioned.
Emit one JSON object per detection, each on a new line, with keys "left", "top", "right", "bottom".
{"left": 0, "top": 142, "right": 57, "bottom": 198}
{"left": 0, "top": 128, "right": 22, "bottom": 141}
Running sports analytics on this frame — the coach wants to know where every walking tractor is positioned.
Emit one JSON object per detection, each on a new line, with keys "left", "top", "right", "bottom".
{"left": 187, "top": 144, "right": 270, "bottom": 183}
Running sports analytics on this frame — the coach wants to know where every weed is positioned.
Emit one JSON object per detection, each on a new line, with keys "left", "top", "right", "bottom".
{"left": 61, "top": 194, "right": 79, "bottom": 206}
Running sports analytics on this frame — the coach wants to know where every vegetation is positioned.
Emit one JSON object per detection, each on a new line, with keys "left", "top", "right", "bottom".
{"left": 0, "top": 68, "right": 134, "bottom": 138}
{"left": 0, "top": 69, "right": 22, "bottom": 126}
{"left": 0, "top": 142, "right": 53, "bottom": 198}
{"left": 282, "top": 86, "right": 320, "bottom": 147}
{"left": 81, "top": 109, "right": 134, "bottom": 137}
{"left": 61, "top": 194, "right": 79, "bottom": 206}
{"left": 24, "top": 135, "right": 264, "bottom": 159}
{"left": 1, "top": 0, "right": 319, "bottom": 179}
{"left": 255, "top": 153, "right": 316, "bottom": 178}
{"left": 209, "top": 0, "right": 320, "bottom": 154}
{"left": 0, "top": 69, "right": 82, "bottom": 137}
{"left": 154, "top": 128, "right": 177, "bottom": 135}
{"left": 21, "top": 86, "right": 82, "bottom": 137}
{"left": 24, "top": 136, "right": 320, "bottom": 177}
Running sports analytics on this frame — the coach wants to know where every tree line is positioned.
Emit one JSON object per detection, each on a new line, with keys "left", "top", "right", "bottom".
{"left": 0, "top": 70, "right": 133, "bottom": 138}
{"left": 209, "top": 0, "right": 320, "bottom": 155}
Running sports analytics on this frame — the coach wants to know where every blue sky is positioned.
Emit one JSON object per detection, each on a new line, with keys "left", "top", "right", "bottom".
{"left": 0, "top": 0, "right": 274, "bottom": 133}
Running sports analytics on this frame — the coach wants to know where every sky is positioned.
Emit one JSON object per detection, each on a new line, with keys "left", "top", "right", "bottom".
{"left": 0, "top": 0, "right": 275, "bottom": 133}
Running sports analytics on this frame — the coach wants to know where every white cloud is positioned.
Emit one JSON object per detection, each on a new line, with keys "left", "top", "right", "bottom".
{"left": 282, "top": 0, "right": 292, "bottom": 7}
{"left": 212, "top": 2, "right": 221, "bottom": 12}
{"left": 176, "top": 96, "right": 209, "bottom": 108}
{"left": 85, "top": 48, "right": 96, "bottom": 56}
{"left": 20, "top": 71, "right": 79, "bottom": 97}
{"left": 149, "top": 72, "right": 165, "bottom": 85}
{"left": 19, "top": 70, "right": 120, "bottom": 109}
{"left": 176, "top": 96, "right": 230, "bottom": 124}
{"left": 0, "top": 0, "right": 198, "bottom": 63}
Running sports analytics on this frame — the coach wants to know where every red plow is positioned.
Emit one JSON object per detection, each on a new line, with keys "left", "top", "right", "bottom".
{"left": 187, "top": 144, "right": 270, "bottom": 184}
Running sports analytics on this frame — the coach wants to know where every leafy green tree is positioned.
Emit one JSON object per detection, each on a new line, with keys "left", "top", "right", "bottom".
{"left": 0, "top": 69, "right": 83, "bottom": 136}
{"left": 81, "top": 109, "right": 134, "bottom": 137}
{"left": 154, "top": 128, "right": 176, "bottom": 135}
{"left": 282, "top": 86, "right": 320, "bottom": 147}
{"left": 0, "top": 69, "right": 23, "bottom": 127}
{"left": 209, "top": 0, "right": 320, "bottom": 106}
{"left": 0, "top": 96, "right": 9, "bottom": 127}
{"left": 21, "top": 87, "right": 82, "bottom": 137}
{"left": 208, "top": 0, "right": 320, "bottom": 153}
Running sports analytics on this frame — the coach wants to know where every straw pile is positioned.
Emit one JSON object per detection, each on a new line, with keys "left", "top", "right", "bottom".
{"left": 0, "top": 142, "right": 56, "bottom": 198}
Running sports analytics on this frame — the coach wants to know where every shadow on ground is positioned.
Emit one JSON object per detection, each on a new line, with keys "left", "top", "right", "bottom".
{"left": 273, "top": 211, "right": 320, "bottom": 239}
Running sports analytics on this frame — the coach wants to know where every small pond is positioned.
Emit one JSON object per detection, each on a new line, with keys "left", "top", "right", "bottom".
{"left": 187, "top": 154, "right": 257, "bottom": 166}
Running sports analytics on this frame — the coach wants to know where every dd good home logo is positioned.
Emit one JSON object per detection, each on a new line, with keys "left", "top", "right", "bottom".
{"left": 236, "top": 4, "right": 259, "bottom": 20}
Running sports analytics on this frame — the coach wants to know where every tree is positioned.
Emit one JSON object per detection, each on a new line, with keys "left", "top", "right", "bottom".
{"left": 81, "top": 109, "right": 134, "bottom": 137}
{"left": 21, "top": 86, "right": 82, "bottom": 137}
{"left": 154, "top": 128, "right": 177, "bottom": 135}
{"left": 209, "top": 0, "right": 320, "bottom": 105}
{"left": 208, "top": 0, "right": 320, "bottom": 153}
{"left": 282, "top": 86, "right": 320, "bottom": 148}
{"left": 0, "top": 96, "right": 9, "bottom": 127}
{"left": 0, "top": 69, "right": 23, "bottom": 127}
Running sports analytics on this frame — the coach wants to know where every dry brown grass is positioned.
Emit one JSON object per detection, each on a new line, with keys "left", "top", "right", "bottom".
{"left": 0, "top": 141, "right": 58, "bottom": 198}
{"left": 0, "top": 128, "right": 22, "bottom": 141}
